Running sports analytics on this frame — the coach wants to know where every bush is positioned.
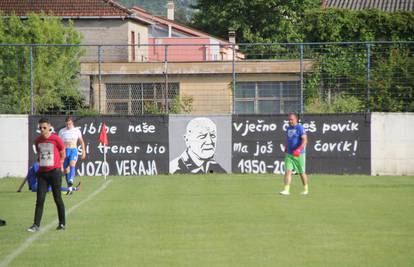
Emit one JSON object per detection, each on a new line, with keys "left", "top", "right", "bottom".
{"left": 306, "top": 93, "right": 364, "bottom": 113}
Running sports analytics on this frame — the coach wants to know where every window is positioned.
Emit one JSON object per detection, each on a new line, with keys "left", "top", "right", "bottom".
{"left": 131, "top": 31, "right": 136, "bottom": 61}
{"left": 235, "top": 101, "right": 254, "bottom": 114}
{"left": 235, "top": 81, "right": 301, "bottom": 114}
{"left": 106, "top": 83, "right": 179, "bottom": 115}
{"left": 137, "top": 33, "right": 141, "bottom": 48}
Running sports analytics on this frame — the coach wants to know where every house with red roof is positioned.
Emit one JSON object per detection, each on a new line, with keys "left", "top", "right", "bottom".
{"left": 0, "top": 0, "right": 240, "bottom": 62}
{"left": 0, "top": 0, "right": 307, "bottom": 115}
{"left": 131, "top": 3, "right": 243, "bottom": 62}
{"left": 0, "top": 0, "right": 152, "bottom": 62}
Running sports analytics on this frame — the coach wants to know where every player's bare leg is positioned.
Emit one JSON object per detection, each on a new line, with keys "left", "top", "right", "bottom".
{"left": 300, "top": 173, "right": 309, "bottom": 195}
{"left": 280, "top": 169, "right": 293, "bottom": 195}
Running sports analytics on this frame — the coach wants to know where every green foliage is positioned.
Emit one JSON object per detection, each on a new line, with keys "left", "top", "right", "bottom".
{"left": 303, "top": 9, "right": 414, "bottom": 42}
{"left": 303, "top": 43, "right": 414, "bottom": 112}
{"left": 74, "top": 107, "right": 100, "bottom": 116}
{"left": 303, "top": 44, "right": 368, "bottom": 112}
{"left": 0, "top": 13, "right": 83, "bottom": 114}
{"left": 306, "top": 93, "right": 364, "bottom": 113}
{"left": 300, "top": 10, "right": 414, "bottom": 112}
{"left": 191, "top": 4, "right": 414, "bottom": 112}
{"left": 191, "top": 0, "right": 320, "bottom": 43}
{"left": 369, "top": 47, "right": 414, "bottom": 111}
{"left": 191, "top": 5, "right": 414, "bottom": 43}
{"left": 143, "top": 101, "right": 164, "bottom": 115}
{"left": 169, "top": 95, "right": 193, "bottom": 114}
{"left": 144, "top": 95, "right": 193, "bottom": 114}
{"left": 305, "top": 43, "right": 413, "bottom": 113}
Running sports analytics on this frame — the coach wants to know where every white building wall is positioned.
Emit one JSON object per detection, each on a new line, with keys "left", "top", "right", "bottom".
{"left": 74, "top": 19, "right": 130, "bottom": 62}
{"left": 69, "top": 19, "right": 149, "bottom": 107}
{"left": 0, "top": 115, "right": 28, "bottom": 177}
{"left": 72, "top": 19, "right": 149, "bottom": 63}
{"left": 1, "top": 113, "right": 414, "bottom": 177}
{"left": 128, "top": 21, "right": 149, "bottom": 62}
{"left": 371, "top": 113, "right": 414, "bottom": 175}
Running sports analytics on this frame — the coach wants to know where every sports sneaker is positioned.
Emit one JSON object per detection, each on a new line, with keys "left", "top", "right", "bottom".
{"left": 56, "top": 224, "right": 65, "bottom": 230}
{"left": 27, "top": 224, "right": 39, "bottom": 232}
{"left": 279, "top": 190, "right": 290, "bottom": 196}
{"left": 300, "top": 191, "right": 309, "bottom": 196}
{"left": 66, "top": 187, "right": 73, "bottom": 195}
{"left": 75, "top": 181, "right": 82, "bottom": 192}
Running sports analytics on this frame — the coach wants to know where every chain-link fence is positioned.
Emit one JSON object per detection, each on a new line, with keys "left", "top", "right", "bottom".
{"left": 0, "top": 41, "right": 412, "bottom": 115}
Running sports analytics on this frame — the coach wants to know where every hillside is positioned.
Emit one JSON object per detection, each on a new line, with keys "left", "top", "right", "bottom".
{"left": 117, "top": 0, "right": 196, "bottom": 23}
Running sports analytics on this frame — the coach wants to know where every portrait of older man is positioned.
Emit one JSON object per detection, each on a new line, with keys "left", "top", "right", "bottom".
{"left": 170, "top": 117, "right": 226, "bottom": 174}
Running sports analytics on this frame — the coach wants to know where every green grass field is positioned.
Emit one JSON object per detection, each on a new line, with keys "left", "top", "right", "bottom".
{"left": 1, "top": 174, "right": 414, "bottom": 267}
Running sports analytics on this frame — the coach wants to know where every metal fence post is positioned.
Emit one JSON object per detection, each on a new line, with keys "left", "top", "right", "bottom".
{"left": 232, "top": 44, "right": 236, "bottom": 114}
{"left": 98, "top": 45, "right": 102, "bottom": 114}
{"left": 164, "top": 45, "right": 169, "bottom": 113}
{"left": 141, "top": 83, "right": 144, "bottom": 115}
{"left": 29, "top": 45, "right": 34, "bottom": 115}
{"left": 366, "top": 43, "right": 371, "bottom": 113}
{"left": 300, "top": 44, "right": 304, "bottom": 114}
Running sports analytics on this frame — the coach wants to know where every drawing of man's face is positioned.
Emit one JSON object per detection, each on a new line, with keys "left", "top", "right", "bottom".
{"left": 184, "top": 118, "right": 217, "bottom": 160}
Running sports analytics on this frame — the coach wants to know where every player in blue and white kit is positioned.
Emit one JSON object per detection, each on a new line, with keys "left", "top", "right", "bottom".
{"left": 19, "top": 162, "right": 77, "bottom": 193}
{"left": 58, "top": 117, "right": 86, "bottom": 195}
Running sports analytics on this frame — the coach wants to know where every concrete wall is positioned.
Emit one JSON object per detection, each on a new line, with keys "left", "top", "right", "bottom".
{"left": 74, "top": 19, "right": 148, "bottom": 63}
{"left": 0, "top": 115, "right": 28, "bottom": 177}
{"left": 148, "top": 38, "right": 213, "bottom": 62}
{"left": 92, "top": 73, "right": 300, "bottom": 114}
{"left": 81, "top": 60, "right": 313, "bottom": 75}
{"left": 1, "top": 113, "right": 414, "bottom": 177}
{"left": 65, "top": 19, "right": 149, "bottom": 107}
{"left": 81, "top": 60, "right": 307, "bottom": 113}
{"left": 128, "top": 21, "right": 149, "bottom": 62}
{"left": 371, "top": 113, "right": 414, "bottom": 175}
{"left": 74, "top": 19, "right": 146, "bottom": 107}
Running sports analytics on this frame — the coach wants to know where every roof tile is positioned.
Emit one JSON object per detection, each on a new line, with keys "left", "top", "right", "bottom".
{"left": 325, "top": 0, "right": 414, "bottom": 11}
{"left": 0, "top": 0, "right": 132, "bottom": 17}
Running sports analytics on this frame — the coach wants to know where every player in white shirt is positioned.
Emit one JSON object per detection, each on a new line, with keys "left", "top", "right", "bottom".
{"left": 58, "top": 117, "right": 86, "bottom": 194}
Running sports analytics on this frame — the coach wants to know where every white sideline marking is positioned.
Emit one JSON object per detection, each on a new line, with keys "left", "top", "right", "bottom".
{"left": 0, "top": 179, "right": 113, "bottom": 267}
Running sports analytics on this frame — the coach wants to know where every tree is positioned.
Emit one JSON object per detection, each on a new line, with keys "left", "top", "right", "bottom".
{"left": 369, "top": 47, "right": 414, "bottom": 112}
{"left": 0, "top": 13, "right": 83, "bottom": 114}
{"left": 303, "top": 9, "right": 414, "bottom": 42}
{"left": 191, "top": 2, "right": 414, "bottom": 112}
{"left": 191, "top": 0, "right": 320, "bottom": 43}
{"left": 302, "top": 10, "right": 414, "bottom": 112}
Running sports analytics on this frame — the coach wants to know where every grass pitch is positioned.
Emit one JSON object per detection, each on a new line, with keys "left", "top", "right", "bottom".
{"left": 1, "top": 174, "right": 414, "bottom": 267}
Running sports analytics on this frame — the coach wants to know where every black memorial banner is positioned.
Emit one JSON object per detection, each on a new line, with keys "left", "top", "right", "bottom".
{"left": 28, "top": 114, "right": 371, "bottom": 176}
{"left": 28, "top": 116, "right": 169, "bottom": 176}
{"left": 305, "top": 114, "right": 370, "bottom": 174}
{"left": 232, "top": 114, "right": 371, "bottom": 174}
{"left": 232, "top": 115, "right": 285, "bottom": 174}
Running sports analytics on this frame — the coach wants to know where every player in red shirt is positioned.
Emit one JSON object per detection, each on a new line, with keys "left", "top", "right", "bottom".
{"left": 27, "top": 118, "right": 66, "bottom": 232}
